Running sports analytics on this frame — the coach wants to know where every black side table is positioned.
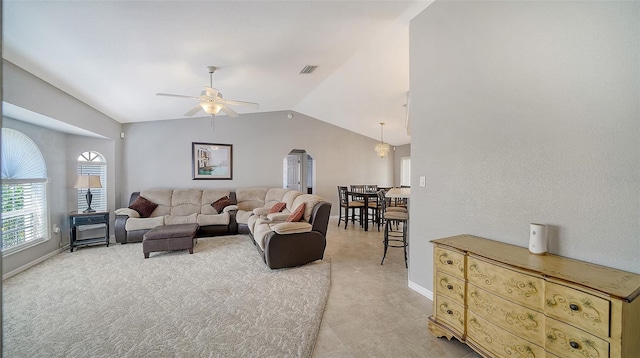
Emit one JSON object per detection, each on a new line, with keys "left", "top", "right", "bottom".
{"left": 69, "top": 211, "right": 110, "bottom": 252}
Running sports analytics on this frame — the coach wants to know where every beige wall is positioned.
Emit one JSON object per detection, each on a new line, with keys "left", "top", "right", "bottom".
{"left": 408, "top": 1, "right": 640, "bottom": 294}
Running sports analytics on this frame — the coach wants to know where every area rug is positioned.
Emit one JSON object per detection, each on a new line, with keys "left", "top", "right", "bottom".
{"left": 3, "top": 235, "right": 331, "bottom": 357}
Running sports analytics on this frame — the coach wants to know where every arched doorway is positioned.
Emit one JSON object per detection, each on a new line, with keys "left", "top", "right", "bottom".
{"left": 283, "top": 149, "right": 315, "bottom": 194}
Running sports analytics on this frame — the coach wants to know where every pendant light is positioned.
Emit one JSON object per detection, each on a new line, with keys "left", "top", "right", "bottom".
{"left": 375, "top": 122, "right": 391, "bottom": 158}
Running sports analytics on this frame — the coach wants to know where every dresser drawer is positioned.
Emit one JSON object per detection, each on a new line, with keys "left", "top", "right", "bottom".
{"left": 467, "top": 255, "right": 544, "bottom": 311}
{"left": 467, "top": 310, "right": 545, "bottom": 358}
{"left": 435, "top": 271, "right": 465, "bottom": 306}
{"left": 73, "top": 215, "right": 107, "bottom": 226}
{"left": 545, "top": 281, "right": 610, "bottom": 339}
{"left": 434, "top": 246, "right": 465, "bottom": 279}
{"left": 467, "top": 283, "right": 544, "bottom": 346}
{"left": 545, "top": 317, "right": 609, "bottom": 358}
{"left": 435, "top": 294, "right": 465, "bottom": 335}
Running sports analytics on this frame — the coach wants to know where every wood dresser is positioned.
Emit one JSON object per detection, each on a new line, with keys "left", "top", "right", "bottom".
{"left": 428, "top": 235, "right": 640, "bottom": 358}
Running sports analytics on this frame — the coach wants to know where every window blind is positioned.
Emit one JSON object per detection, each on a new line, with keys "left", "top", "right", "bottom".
{"left": 77, "top": 163, "right": 107, "bottom": 212}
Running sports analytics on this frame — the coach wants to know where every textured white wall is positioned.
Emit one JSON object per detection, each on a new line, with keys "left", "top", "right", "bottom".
{"left": 121, "top": 111, "right": 393, "bottom": 215}
{"left": 409, "top": 1, "right": 640, "bottom": 292}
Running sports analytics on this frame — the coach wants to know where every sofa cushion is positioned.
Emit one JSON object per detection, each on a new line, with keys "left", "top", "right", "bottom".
{"left": 270, "top": 222, "right": 312, "bottom": 235}
{"left": 292, "top": 194, "right": 324, "bottom": 222}
{"left": 140, "top": 189, "right": 173, "bottom": 217}
{"left": 287, "top": 203, "right": 306, "bottom": 222}
{"left": 211, "top": 196, "right": 231, "bottom": 214}
{"left": 252, "top": 220, "right": 274, "bottom": 250}
{"left": 265, "top": 188, "right": 291, "bottom": 204}
{"left": 283, "top": 190, "right": 302, "bottom": 209}
{"left": 235, "top": 187, "right": 269, "bottom": 211}
{"left": 235, "top": 210, "right": 254, "bottom": 225}
{"left": 170, "top": 189, "right": 202, "bottom": 216}
{"left": 129, "top": 196, "right": 158, "bottom": 218}
{"left": 269, "top": 202, "right": 287, "bottom": 213}
{"left": 267, "top": 212, "right": 291, "bottom": 222}
{"left": 201, "top": 190, "right": 231, "bottom": 214}
{"left": 164, "top": 213, "right": 198, "bottom": 225}
{"left": 197, "top": 213, "right": 230, "bottom": 226}
{"left": 125, "top": 216, "right": 165, "bottom": 231}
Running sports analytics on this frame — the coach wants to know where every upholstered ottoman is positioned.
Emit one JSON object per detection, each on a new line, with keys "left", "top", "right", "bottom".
{"left": 143, "top": 223, "right": 199, "bottom": 258}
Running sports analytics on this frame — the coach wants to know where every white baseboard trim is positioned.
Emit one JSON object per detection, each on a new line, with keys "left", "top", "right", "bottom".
{"left": 3, "top": 248, "right": 65, "bottom": 280}
{"left": 408, "top": 279, "right": 433, "bottom": 301}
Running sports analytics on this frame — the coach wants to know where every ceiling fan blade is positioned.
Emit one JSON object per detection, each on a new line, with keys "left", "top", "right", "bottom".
{"left": 223, "top": 99, "right": 259, "bottom": 108}
{"left": 219, "top": 105, "right": 239, "bottom": 118}
{"left": 184, "top": 105, "right": 203, "bottom": 117}
{"left": 156, "top": 93, "right": 200, "bottom": 100}
{"left": 204, "top": 87, "right": 219, "bottom": 98}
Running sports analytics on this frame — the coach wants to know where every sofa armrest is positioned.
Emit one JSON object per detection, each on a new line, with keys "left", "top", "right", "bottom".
{"left": 223, "top": 205, "right": 239, "bottom": 212}
{"left": 253, "top": 207, "right": 271, "bottom": 216}
{"left": 266, "top": 212, "right": 290, "bottom": 222}
{"left": 114, "top": 208, "right": 140, "bottom": 218}
{"left": 270, "top": 222, "right": 312, "bottom": 235}
{"left": 262, "top": 231, "right": 326, "bottom": 269}
{"left": 114, "top": 215, "right": 128, "bottom": 243}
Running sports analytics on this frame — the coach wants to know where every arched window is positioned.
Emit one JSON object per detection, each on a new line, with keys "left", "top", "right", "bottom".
{"left": 77, "top": 151, "right": 107, "bottom": 212}
{"left": 1, "top": 128, "right": 49, "bottom": 253}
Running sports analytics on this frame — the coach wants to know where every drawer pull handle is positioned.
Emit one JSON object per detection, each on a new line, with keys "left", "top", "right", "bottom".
{"left": 446, "top": 284, "right": 453, "bottom": 290}
{"left": 446, "top": 309, "right": 453, "bottom": 315}
{"left": 569, "top": 341, "right": 580, "bottom": 349}
{"left": 446, "top": 260, "right": 453, "bottom": 265}
{"left": 569, "top": 303, "right": 579, "bottom": 311}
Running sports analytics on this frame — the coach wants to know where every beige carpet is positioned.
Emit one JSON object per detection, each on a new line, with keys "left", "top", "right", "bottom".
{"left": 3, "top": 235, "right": 331, "bottom": 357}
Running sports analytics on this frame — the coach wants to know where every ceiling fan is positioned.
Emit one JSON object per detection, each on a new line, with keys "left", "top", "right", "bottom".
{"left": 156, "top": 66, "right": 259, "bottom": 121}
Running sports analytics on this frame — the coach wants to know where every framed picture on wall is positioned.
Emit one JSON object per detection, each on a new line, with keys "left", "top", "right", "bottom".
{"left": 192, "top": 142, "right": 233, "bottom": 180}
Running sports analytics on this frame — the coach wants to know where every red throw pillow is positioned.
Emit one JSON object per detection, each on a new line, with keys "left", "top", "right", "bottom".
{"left": 286, "top": 203, "right": 306, "bottom": 222}
{"left": 211, "top": 196, "right": 231, "bottom": 213}
{"left": 269, "top": 202, "right": 287, "bottom": 214}
{"left": 128, "top": 196, "right": 158, "bottom": 218}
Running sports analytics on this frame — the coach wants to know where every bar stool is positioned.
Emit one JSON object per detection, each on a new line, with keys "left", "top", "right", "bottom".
{"left": 378, "top": 190, "right": 408, "bottom": 268}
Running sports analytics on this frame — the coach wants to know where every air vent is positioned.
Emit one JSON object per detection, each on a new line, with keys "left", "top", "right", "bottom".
{"left": 299, "top": 65, "right": 318, "bottom": 74}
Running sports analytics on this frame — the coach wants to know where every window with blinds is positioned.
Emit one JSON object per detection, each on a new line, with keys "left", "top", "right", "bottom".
{"left": 77, "top": 151, "right": 107, "bottom": 212}
{"left": 1, "top": 128, "right": 49, "bottom": 254}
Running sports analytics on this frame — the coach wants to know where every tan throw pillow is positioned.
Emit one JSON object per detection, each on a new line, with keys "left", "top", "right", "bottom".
{"left": 128, "top": 196, "right": 158, "bottom": 218}
{"left": 211, "top": 196, "right": 231, "bottom": 213}
{"left": 269, "top": 202, "right": 287, "bottom": 214}
{"left": 286, "top": 203, "right": 306, "bottom": 222}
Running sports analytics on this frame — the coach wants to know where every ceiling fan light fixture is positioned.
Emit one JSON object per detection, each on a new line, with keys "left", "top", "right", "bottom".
{"left": 375, "top": 122, "right": 391, "bottom": 159}
{"left": 200, "top": 101, "right": 222, "bottom": 115}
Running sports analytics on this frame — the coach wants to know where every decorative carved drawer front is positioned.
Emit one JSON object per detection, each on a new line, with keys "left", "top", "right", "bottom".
{"left": 545, "top": 282, "right": 610, "bottom": 339}
{"left": 434, "top": 246, "right": 465, "bottom": 279}
{"left": 468, "top": 283, "right": 544, "bottom": 346}
{"left": 435, "top": 294, "right": 465, "bottom": 334}
{"left": 467, "top": 310, "right": 545, "bottom": 358}
{"left": 545, "top": 317, "right": 609, "bottom": 358}
{"left": 435, "top": 271, "right": 465, "bottom": 306}
{"left": 467, "top": 255, "right": 544, "bottom": 311}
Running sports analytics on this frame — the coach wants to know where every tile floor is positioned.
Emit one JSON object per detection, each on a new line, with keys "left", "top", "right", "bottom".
{"left": 312, "top": 217, "right": 481, "bottom": 358}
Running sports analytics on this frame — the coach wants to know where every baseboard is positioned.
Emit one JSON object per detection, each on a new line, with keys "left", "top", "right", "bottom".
{"left": 408, "top": 279, "right": 433, "bottom": 301}
{"left": 3, "top": 248, "right": 65, "bottom": 280}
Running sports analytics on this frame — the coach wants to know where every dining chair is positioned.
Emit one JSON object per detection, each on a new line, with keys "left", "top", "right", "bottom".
{"left": 378, "top": 190, "right": 409, "bottom": 268}
{"left": 337, "top": 186, "right": 364, "bottom": 229}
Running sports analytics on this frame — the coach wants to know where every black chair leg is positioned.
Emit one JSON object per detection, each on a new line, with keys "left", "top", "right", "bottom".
{"left": 381, "top": 221, "right": 389, "bottom": 265}
{"left": 403, "top": 222, "right": 408, "bottom": 268}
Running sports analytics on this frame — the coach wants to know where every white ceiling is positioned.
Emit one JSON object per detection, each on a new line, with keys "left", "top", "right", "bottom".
{"left": 3, "top": 1, "right": 432, "bottom": 146}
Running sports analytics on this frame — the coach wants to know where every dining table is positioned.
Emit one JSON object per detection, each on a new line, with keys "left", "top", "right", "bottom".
{"left": 385, "top": 187, "right": 410, "bottom": 199}
{"left": 347, "top": 190, "right": 378, "bottom": 231}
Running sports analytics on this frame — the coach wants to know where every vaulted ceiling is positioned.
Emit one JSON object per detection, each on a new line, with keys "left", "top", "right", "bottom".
{"left": 3, "top": 1, "right": 432, "bottom": 145}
